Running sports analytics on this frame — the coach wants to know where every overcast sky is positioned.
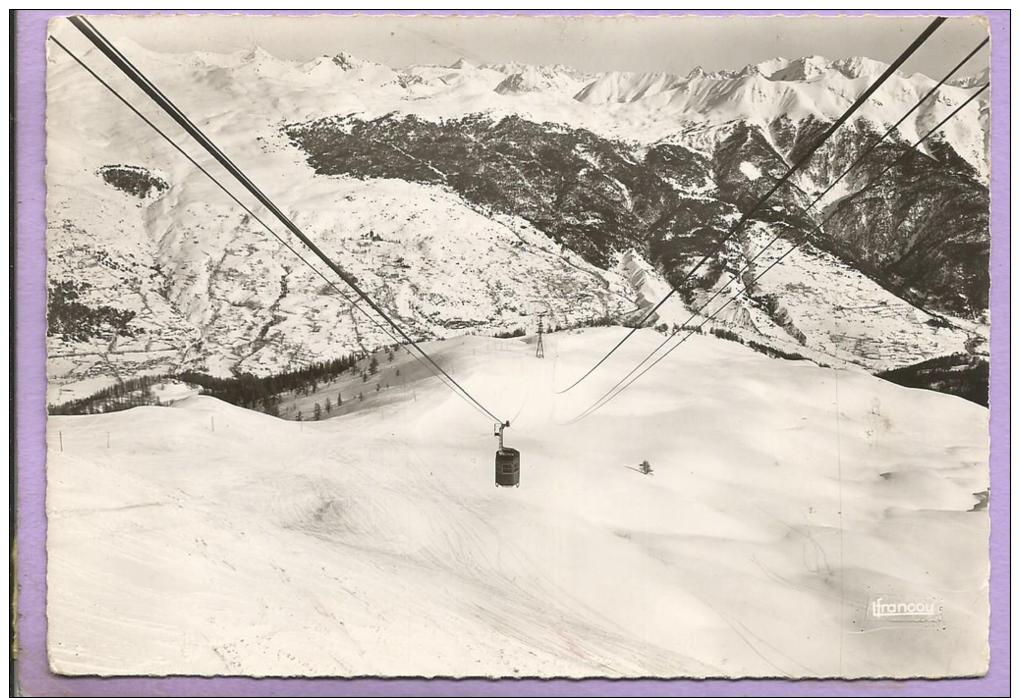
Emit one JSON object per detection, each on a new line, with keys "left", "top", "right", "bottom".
{"left": 56, "top": 13, "right": 990, "bottom": 79}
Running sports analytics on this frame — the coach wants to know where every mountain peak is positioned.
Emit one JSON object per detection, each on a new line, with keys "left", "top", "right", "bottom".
{"left": 494, "top": 64, "right": 584, "bottom": 95}
{"left": 765, "top": 55, "right": 831, "bottom": 81}
{"left": 332, "top": 51, "right": 366, "bottom": 71}
{"left": 735, "top": 64, "right": 762, "bottom": 78}
{"left": 829, "top": 56, "right": 890, "bottom": 80}
{"left": 448, "top": 57, "right": 475, "bottom": 70}
{"left": 949, "top": 66, "right": 990, "bottom": 89}
{"left": 573, "top": 70, "right": 683, "bottom": 104}
{"left": 237, "top": 45, "right": 276, "bottom": 63}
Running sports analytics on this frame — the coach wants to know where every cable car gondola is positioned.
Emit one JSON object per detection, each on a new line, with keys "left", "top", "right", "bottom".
{"left": 494, "top": 422, "right": 520, "bottom": 488}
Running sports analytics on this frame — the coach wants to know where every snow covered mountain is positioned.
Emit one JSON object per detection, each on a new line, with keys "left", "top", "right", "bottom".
{"left": 573, "top": 55, "right": 988, "bottom": 167}
{"left": 44, "top": 33, "right": 990, "bottom": 400}
{"left": 573, "top": 70, "right": 685, "bottom": 103}
{"left": 495, "top": 64, "right": 589, "bottom": 95}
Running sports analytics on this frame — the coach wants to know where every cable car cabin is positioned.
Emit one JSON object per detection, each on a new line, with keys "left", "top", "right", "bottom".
{"left": 495, "top": 447, "right": 520, "bottom": 487}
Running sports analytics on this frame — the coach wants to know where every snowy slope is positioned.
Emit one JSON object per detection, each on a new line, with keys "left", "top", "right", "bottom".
{"left": 47, "top": 329, "right": 989, "bottom": 678}
{"left": 606, "top": 222, "right": 975, "bottom": 372}
{"left": 573, "top": 71, "right": 684, "bottom": 103}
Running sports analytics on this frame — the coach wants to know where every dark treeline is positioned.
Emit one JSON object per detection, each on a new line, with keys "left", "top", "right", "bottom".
{"left": 48, "top": 374, "right": 171, "bottom": 415}
{"left": 51, "top": 349, "right": 382, "bottom": 417}
{"left": 708, "top": 326, "right": 810, "bottom": 362}
{"left": 538, "top": 314, "right": 618, "bottom": 335}
{"left": 878, "top": 353, "right": 989, "bottom": 407}
{"left": 179, "top": 351, "right": 367, "bottom": 415}
{"left": 493, "top": 328, "right": 526, "bottom": 339}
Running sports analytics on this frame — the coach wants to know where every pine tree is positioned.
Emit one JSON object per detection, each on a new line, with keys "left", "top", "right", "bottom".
{"left": 314, "top": 402, "right": 322, "bottom": 420}
{"left": 369, "top": 356, "right": 379, "bottom": 374}
{"left": 325, "top": 397, "right": 332, "bottom": 413}
{"left": 337, "top": 392, "right": 342, "bottom": 406}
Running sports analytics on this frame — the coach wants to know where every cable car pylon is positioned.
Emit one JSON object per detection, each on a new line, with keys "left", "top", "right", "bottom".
{"left": 535, "top": 312, "right": 546, "bottom": 359}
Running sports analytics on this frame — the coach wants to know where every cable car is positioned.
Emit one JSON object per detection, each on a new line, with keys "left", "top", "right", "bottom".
{"left": 494, "top": 422, "right": 520, "bottom": 487}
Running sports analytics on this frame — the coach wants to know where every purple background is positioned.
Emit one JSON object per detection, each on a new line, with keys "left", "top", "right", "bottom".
{"left": 14, "top": 9, "right": 1011, "bottom": 697}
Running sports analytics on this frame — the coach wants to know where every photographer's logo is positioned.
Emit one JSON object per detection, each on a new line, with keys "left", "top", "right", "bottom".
{"left": 868, "top": 595, "right": 943, "bottom": 623}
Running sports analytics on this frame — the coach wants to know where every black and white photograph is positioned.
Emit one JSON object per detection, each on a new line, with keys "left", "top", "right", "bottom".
{"left": 42, "top": 12, "right": 991, "bottom": 679}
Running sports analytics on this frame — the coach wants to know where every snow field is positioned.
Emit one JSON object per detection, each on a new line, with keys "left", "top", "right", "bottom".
{"left": 47, "top": 328, "right": 989, "bottom": 677}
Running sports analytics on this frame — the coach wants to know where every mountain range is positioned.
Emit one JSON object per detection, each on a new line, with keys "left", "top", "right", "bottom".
{"left": 44, "top": 37, "right": 990, "bottom": 403}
